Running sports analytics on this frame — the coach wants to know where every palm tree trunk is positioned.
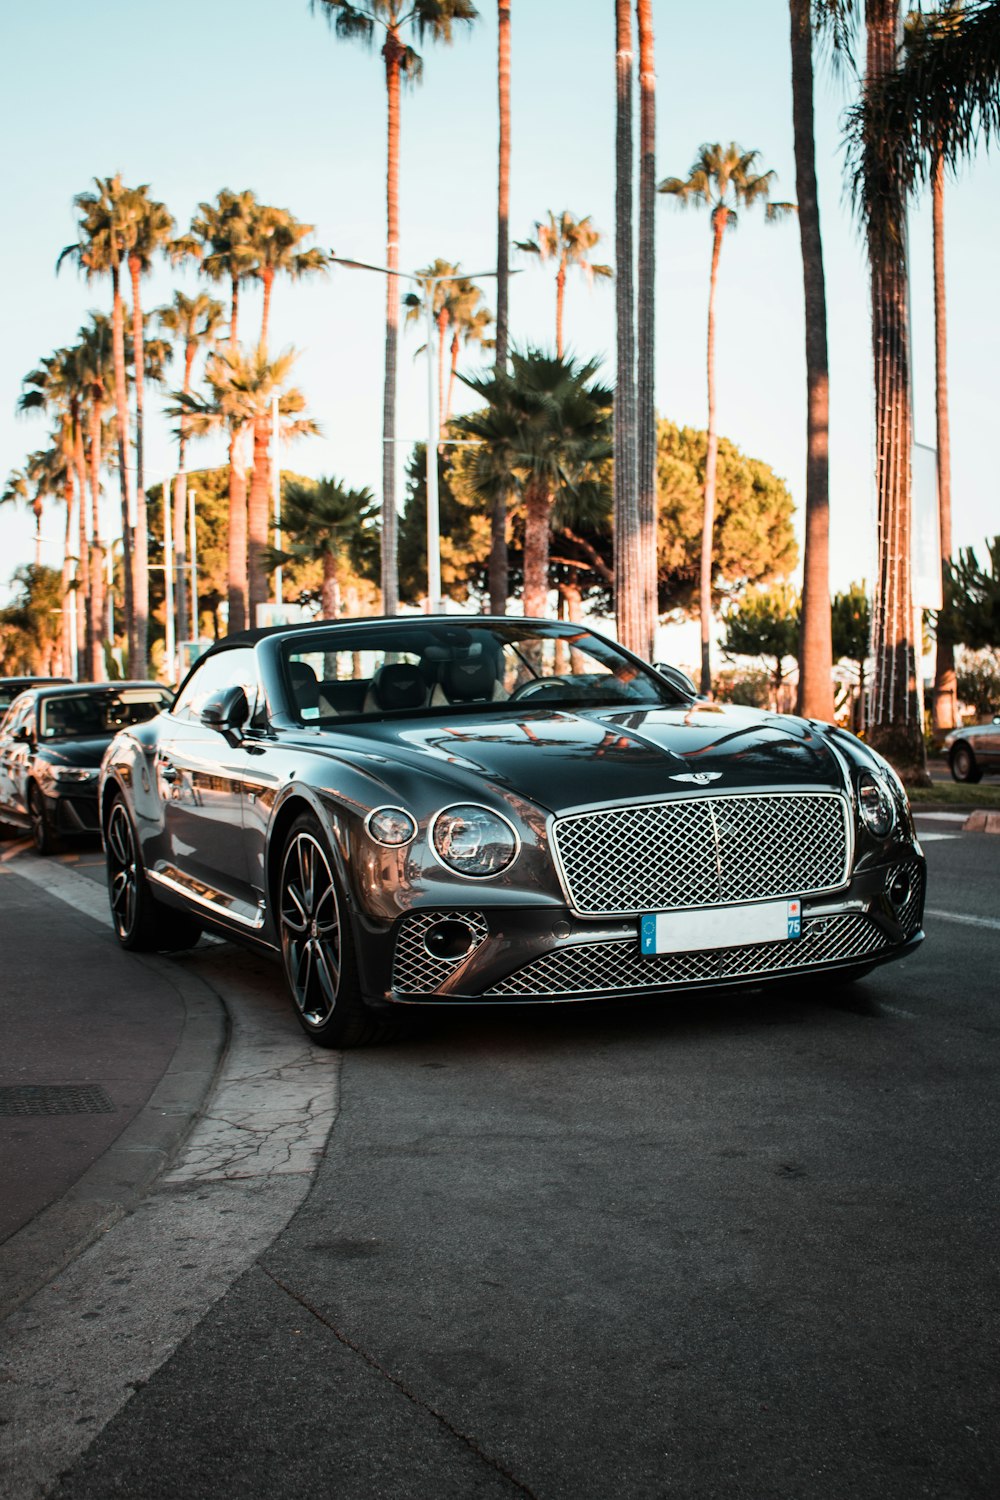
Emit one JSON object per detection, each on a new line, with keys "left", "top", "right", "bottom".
{"left": 247, "top": 415, "right": 271, "bottom": 624}
{"left": 174, "top": 342, "right": 195, "bottom": 647}
{"left": 523, "top": 480, "right": 551, "bottom": 619}
{"left": 381, "top": 29, "right": 404, "bottom": 616}
{"left": 87, "top": 400, "right": 106, "bottom": 681}
{"left": 791, "top": 0, "right": 834, "bottom": 722}
{"left": 33, "top": 503, "right": 43, "bottom": 569}
{"left": 261, "top": 268, "right": 274, "bottom": 349}
{"left": 614, "top": 0, "right": 642, "bottom": 657}
{"left": 555, "top": 260, "right": 567, "bottom": 360}
{"left": 72, "top": 409, "right": 95, "bottom": 680}
{"left": 447, "top": 331, "right": 460, "bottom": 426}
{"left": 437, "top": 308, "right": 449, "bottom": 437}
{"left": 865, "top": 0, "right": 928, "bottom": 781}
{"left": 931, "top": 148, "right": 956, "bottom": 733}
{"left": 489, "top": 0, "right": 512, "bottom": 616}
{"left": 636, "top": 0, "right": 657, "bottom": 664}
{"left": 230, "top": 277, "right": 240, "bottom": 347}
{"left": 110, "top": 262, "right": 135, "bottom": 664}
{"left": 321, "top": 552, "right": 341, "bottom": 620}
{"left": 227, "top": 429, "right": 249, "bottom": 633}
{"left": 700, "top": 214, "right": 725, "bottom": 696}
{"left": 129, "top": 255, "right": 149, "bottom": 677}
{"left": 61, "top": 487, "right": 74, "bottom": 678}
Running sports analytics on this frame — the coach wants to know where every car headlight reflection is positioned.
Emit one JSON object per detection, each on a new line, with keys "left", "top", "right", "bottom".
{"left": 858, "top": 772, "right": 895, "bottom": 837}
{"left": 366, "top": 806, "right": 417, "bottom": 847}
{"left": 49, "top": 767, "right": 98, "bottom": 784}
{"left": 431, "top": 804, "right": 519, "bottom": 879}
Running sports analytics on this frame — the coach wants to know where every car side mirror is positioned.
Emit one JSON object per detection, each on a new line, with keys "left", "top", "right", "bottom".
{"left": 653, "top": 663, "right": 699, "bottom": 698}
{"left": 201, "top": 686, "right": 249, "bottom": 736}
{"left": 14, "top": 725, "right": 33, "bottom": 745}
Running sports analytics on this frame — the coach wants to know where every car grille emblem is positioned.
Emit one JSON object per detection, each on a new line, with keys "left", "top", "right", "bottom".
{"left": 669, "top": 772, "right": 723, "bottom": 785}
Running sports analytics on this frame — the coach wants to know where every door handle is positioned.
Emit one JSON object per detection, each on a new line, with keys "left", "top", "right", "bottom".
{"left": 160, "top": 764, "right": 179, "bottom": 783}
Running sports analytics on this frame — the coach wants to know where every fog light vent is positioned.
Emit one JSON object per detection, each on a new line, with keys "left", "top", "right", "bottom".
{"left": 886, "top": 867, "right": 912, "bottom": 912}
{"left": 392, "top": 909, "right": 489, "bottom": 995}
{"left": 425, "top": 918, "right": 480, "bottom": 962}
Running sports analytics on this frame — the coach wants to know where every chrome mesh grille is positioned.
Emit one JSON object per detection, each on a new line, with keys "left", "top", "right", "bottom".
{"left": 484, "top": 914, "right": 888, "bottom": 997}
{"left": 392, "top": 909, "right": 489, "bottom": 995}
{"left": 551, "top": 793, "right": 850, "bottom": 916}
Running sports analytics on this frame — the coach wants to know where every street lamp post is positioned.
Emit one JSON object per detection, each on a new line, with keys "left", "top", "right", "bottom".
{"left": 330, "top": 256, "right": 513, "bottom": 615}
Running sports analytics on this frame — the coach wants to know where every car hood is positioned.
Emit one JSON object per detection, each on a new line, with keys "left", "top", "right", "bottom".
{"left": 335, "top": 701, "right": 847, "bottom": 815}
{"left": 38, "top": 736, "right": 113, "bottom": 769}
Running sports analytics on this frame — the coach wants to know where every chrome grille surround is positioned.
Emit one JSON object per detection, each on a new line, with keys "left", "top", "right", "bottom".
{"left": 392, "top": 909, "right": 489, "bottom": 995}
{"left": 550, "top": 791, "right": 852, "bottom": 918}
{"left": 484, "top": 912, "right": 888, "bottom": 997}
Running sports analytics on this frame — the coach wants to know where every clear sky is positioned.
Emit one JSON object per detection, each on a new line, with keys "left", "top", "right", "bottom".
{"left": 1, "top": 0, "right": 996, "bottom": 610}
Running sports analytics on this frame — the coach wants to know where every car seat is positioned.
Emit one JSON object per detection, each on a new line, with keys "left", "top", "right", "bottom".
{"left": 363, "top": 662, "right": 428, "bottom": 714}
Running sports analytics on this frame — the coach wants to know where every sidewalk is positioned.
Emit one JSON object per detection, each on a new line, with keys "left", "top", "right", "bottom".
{"left": 0, "top": 856, "right": 227, "bottom": 1320}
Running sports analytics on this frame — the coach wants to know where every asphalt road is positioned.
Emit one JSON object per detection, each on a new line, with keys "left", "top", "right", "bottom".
{"left": 5, "top": 816, "right": 1000, "bottom": 1499}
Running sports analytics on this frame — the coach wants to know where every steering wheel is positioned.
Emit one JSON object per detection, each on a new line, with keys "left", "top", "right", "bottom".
{"left": 509, "top": 678, "right": 564, "bottom": 702}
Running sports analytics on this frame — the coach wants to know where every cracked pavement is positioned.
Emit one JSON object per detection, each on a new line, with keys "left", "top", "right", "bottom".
{"left": 3, "top": 827, "right": 1000, "bottom": 1499}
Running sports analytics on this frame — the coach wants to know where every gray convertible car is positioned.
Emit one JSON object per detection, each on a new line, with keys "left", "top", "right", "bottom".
{"left": 99, "top": 616, "right": 926, "bottom": 1046}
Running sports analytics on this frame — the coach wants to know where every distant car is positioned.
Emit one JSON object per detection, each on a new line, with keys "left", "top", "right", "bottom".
{"left": 0, "top": 682, "right": 173, "bottom": 853}
{"left": 942, "top": 716, "right": 1000, "bottom": 783}
{"left": 99, "top": 615, "right": 926, "bottom": 1049}
{"left": 0, "top": 676, "right": 71, "bottom": 714}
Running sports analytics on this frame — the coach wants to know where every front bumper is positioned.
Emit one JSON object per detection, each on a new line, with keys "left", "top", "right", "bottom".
{"left": 361, "top": 853, "right": 925, "bottom": 1007}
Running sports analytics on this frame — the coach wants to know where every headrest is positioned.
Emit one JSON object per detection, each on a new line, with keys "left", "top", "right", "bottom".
{"left": 373, "top": 663, "right": 427, "bottom": 712}
{"left": 442, "top": 657, "right": 496, "bottom": 702}
{"left": 289, "top": 660, "right": 319, "bottom": 711}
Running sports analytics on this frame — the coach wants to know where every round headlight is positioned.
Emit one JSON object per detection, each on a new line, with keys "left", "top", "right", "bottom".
{"left": 858, "top": 772, "right": 894, "bottom": 837}
{"left": 431, "top": 804, "right": 519, "bottom": 879}
{"left": 366, "top": 806, "right": 417, "bottom": 847}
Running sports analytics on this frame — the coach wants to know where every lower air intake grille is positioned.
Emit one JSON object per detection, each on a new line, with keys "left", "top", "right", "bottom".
{"left": 392, "top": 909, "right": 489, "bottom": 995}
{"left": 484, "top": 913, "right": 889, "bottom": 997}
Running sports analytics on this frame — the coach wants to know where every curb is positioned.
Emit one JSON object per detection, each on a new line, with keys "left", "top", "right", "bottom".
{"left": 0, "top": 936, "right": 229, "bottom": 1324}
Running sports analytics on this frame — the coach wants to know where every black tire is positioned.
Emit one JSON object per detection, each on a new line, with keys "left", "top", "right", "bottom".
{"left": 277, "top": 813, "right": 387, "bottom": 1048}
{"left": 29, "top": 785, "right": 61, "bottom": 856}
{"left": 950, "top": 743, "right": 982, "bottom": 784}
{"left": 105, "top": 795, "right": 202, "bottom": 952}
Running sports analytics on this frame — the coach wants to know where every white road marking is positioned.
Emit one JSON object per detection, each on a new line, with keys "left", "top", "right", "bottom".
{"left": 914, "top": 811, "right": 971, "bottom": 822}
{"left": 925, "top": 907, "right": 1000, "bottom": 933}
{"left": 0, "top": 851, "right": 341, "bottom": 1500}
{"left": 917, "top": 832, "right": 958, "bottom": 842}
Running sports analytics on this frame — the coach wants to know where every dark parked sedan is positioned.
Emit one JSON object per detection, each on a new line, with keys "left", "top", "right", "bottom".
{"left": 0, "top": 682, "right": 172, "bottom": 852}
{"left": 99, "top": 616, "right": 926, "bottom": 1048}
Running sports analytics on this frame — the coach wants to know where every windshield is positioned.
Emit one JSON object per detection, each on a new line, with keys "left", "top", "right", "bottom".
{"left": 38, "top": 688, "right": 171, "bottom": 741}
{"left": 279, "top": 620, "right": 680, "bottom": 725}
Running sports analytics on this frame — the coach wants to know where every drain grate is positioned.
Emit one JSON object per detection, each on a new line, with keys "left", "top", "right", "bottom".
{"left": 0, "top": 1084, "right": 116, "bottom": 1117}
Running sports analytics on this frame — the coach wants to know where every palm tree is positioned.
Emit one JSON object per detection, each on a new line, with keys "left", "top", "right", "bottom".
{"left": 186, "top": 189, "right": 259, "bottom": 346}
{"left": 444, "top": 280, "right": 492, "bottom": 424}
{"left": 453, "top": 349, "right": 613, "bottom": 618}
{"left": 789, "top": 0, "right": 835, "bottom": 723}
{"left": 119, "top": 184, "right": 175, "bottom": 676}
{"left": 404, "top": 259, "right": 461, "bottom": 431}
{"left": 58, "top": 174, "right": 136, "bottom": 660}
{"left": 516, "top": 211, "right": 613, "bottom": 359}
{"left": 405, "top": 264, "right": 493, "bottom": 430}
{"left": 311, "top": 0, "right": 479, "bottom": 616}
{"left": 19, "top": 349, "right": 93, "bottom": 676}
{"left": 68, "top": 319, "right": 118, "bottom": 678}
{"left": 246, "top": 203, "right": 328, "bottom": 349}
{"left": 659, "top": 143, "right": 794, "bottom": 695}
{"left": 172, "top": 348, "right": 318, "bottom": 627}
{"left": 845, "top": 0, "right": 1000, "bottom": 773}
{"left": 156, "top": 292, "right": 226, "bottom": 643}
{"left": 614, "top": 3, "right": 641, "bottom": 660}
{"left": 271, "top": 477, "right": 376, "bottom": 618}
{"left": 490, "top": 0, "right": 512, "bottom": 615}
{"left": 636, "top": 0, "right": 658, "bottom": 664}
{"left": 2, "top": 468, "right": 43, "bottom": 567}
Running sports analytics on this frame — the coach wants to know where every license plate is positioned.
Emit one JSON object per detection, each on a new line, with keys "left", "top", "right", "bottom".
{"left": 640, "top": 899, "right": 802, "bottom": 955}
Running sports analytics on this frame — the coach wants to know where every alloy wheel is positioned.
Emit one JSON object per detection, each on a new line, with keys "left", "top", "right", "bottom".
{"left": 106, "top": 802, "right": 139, "bottom": 940}
{"left": 279, "top": 831, "right": 342, "bottom": 1029}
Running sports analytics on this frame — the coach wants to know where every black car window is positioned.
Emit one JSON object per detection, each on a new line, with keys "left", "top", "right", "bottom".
{"left": 172, "top": 648, "right": 259, "bottom": 726}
